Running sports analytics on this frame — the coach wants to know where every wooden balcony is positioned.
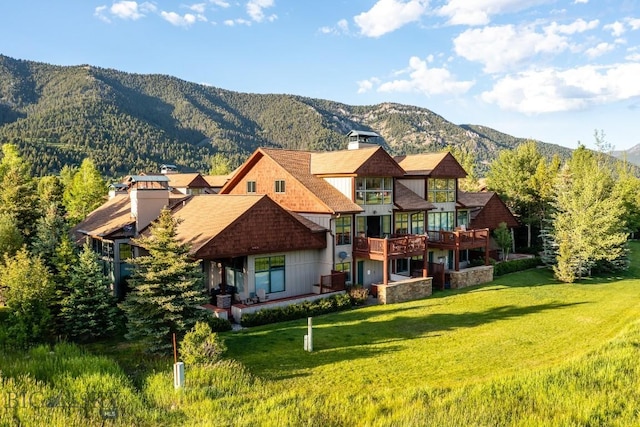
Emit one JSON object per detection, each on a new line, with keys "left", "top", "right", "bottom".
{"left": 354, "top": 234, "right": 428, "bottom": 261}
{"left": 428, "top": 228, "right": 490, "bottom": 250}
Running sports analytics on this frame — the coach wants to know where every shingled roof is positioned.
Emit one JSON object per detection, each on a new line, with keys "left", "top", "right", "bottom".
{"left": 394, "top": 182, "right": 434, "bottom": 211}
{"left": 394, "top": 152, "right": 467, "bottom": 178}
{"left": 310, "top": 146, "right": 405, "bottom": 177}
{"left": 457, "top": 191, "right": 519, "bottom": 229}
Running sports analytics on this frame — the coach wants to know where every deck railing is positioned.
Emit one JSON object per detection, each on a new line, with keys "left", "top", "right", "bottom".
{"left": 319, "top": 270, "right": 347, "bottom": 293}
{"left": 427, "top": 229, "right": 489, "bottom": 248}
{"left": 354, "top": 235, "right": 428, "bottom": 258}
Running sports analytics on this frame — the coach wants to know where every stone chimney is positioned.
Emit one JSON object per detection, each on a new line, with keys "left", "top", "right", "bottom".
{"left": 347, "top": 130, "right": 380, "bottom": 150}
{"left": 128, "top": 175, "right": 170, "bottom": 232}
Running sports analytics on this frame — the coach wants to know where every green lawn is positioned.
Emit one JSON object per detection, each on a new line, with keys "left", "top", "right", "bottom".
{"left": 2, "top": 244, "right": 640, "bottom": 426}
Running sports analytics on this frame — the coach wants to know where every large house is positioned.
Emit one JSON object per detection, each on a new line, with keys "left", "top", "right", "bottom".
{"left": 74, "top": 130, "right": 518, "bottom": 316}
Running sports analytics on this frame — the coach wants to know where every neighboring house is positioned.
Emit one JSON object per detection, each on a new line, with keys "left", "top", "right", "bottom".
{"left": 165, "top": 173, "right": 214, "bottom": 195}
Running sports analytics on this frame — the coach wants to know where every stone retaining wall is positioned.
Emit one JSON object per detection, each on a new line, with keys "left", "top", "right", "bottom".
{"left": 377, "top": 277, "right": 432, "bottom": 304}
{"left": 449, "top": 266, "right": 493, "bottom": 289}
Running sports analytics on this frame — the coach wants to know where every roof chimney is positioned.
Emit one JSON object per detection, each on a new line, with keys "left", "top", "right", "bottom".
{"left": 347, "top": 130, "right": 380, "bottom": 150}
{"left": 128, "top": 175, "right": 170, "bottom": 232}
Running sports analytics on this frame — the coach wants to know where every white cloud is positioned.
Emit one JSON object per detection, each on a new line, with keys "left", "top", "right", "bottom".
{"left": 246, "top": 0, "right": 276, "bottom": 23}
{"left": 454, "top": 24, "right": 570, "bottom": 73}
{"left": 320, "top": 19, "right": 350, "bottom": 36}
{"left": 161, "top": 11, "right": 197, "bottom": 26}
{"left": 224, "top": 18, "right": 251, "bottom": 26}
{"left": 574, "top": 0, "right": 588, "bottom": 3}
{"left": 437, "top": 0, "right": 551, "bottom": 26}
{"left": 481, "top": 63, "right": 640, "bottom": 114}
{"left": 369, "top": 56, "right": 475, "bottom": 96}
{"left": 188, "top": 3, "right": 207, "bottom": 14}
{"left": 585, "top": 42, "right": 615, "bottom": 58}
{"left": 210, "top": 0, "right": 230, "bottom": 7}
{"left": 547, "top": 18, "right": 598, "bottom": 35}
{"left": 357, "top": 78, "right": 381, "bottom": 94}
{"left": 604, "top": 21, "right": 625, "bottom": 37}
{"left": 627, "top": 18, "right": 640, "bottom": 31}
{"left": 95, "top": 1, "right": 156, "bottom": 22}
{"left": 354, "top": 0, "right": 428, "bottom": 38}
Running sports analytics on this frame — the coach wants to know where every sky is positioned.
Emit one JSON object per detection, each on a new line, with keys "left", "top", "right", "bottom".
{"left": 1, "top": 0, "right": 640, "bottom": 151}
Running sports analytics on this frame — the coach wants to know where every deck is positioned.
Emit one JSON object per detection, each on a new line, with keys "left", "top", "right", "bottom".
{"left": 353, "top": 234, "right": 428, "bottom": 261}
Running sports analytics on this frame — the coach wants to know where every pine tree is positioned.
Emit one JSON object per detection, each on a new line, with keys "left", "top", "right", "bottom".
{"left": 0, "top": 144, "right": 38, "bottom": 242}
{"left": 60, "top": 243, "right": 119, "bottom": 342}
{"left": 120, "top": 208, "right": 209, "bottom": 354}
{"left": 31, "top": 202, "right": 69, "bottom": 269}
{"left": 0, "top": 212, "right": 23, "bottom": 257}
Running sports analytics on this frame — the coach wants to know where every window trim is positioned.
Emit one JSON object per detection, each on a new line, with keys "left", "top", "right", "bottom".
{"left": 247, "top": 180, "right": 256, "bottom": 193}
{"left": 335, "top": 216, "right": 352, "bottom": 246}
{"left": 275, "top": 179, "right": 285, "bottom": 194}
{"left": 255, "top": 255, "right": 285, "bottom": 294}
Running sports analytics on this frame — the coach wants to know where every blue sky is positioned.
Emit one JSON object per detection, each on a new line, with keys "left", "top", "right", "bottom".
{"left": 2, "top": 0, "right": 640, "bottom": 151}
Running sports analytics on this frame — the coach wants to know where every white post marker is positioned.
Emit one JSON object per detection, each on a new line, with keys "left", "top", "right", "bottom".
{"left": 174, "top": 362, "right": 185, "bottom": 389}
{"left": 307, "top": 316, "right": 313, "bottom": 352}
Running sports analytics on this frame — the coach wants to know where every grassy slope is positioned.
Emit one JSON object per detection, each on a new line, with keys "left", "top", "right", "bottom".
{"left": 2, "top": 243, "right": 640, "bottom": 426}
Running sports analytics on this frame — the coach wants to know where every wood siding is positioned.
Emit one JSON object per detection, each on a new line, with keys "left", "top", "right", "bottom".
{"left": 397, "top": 178, "right": 425, "bottom": 198}
{"left": 225, "top": 155, "right": 331, "bottom": 213}
{"left": 194, "top": 196, "right": 326, "bottom": 259}
{"left": 470, "top": 194, "right": 519, "bottom": 230}
{"left": 354, "top": 148, "right": 406, "bottom": 177}
{"left": 324, "top": 177, "right": 352, "bottom": 200}
{"left": 429, "top": 153, "right": 468, "bottom": 178}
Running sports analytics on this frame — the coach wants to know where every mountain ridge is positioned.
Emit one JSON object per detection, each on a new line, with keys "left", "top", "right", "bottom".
{"left": 0, "top": 54, "right": 574, "bottom": 177}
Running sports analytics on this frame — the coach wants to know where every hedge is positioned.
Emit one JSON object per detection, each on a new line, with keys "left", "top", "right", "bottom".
{"left": 493, "top": 257, "right": 542, "bottom": 276}
{"left": 240, "top": 293, "right": 351, "bottom": 327}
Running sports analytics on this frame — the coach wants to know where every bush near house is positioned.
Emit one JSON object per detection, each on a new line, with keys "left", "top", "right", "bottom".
{"left": 493, "top": 257, "right": 542, "bottom": 276}
{"left": 240, "top": 294, "right": 351, "bottom": 327}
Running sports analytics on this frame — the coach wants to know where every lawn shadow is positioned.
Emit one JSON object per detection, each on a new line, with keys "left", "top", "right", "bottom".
{"left": 226, "top": 300, "right": 587, "bottom": 380}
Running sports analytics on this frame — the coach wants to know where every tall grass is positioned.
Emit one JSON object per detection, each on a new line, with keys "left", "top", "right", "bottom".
{"left": 2, "top": 242, "right": 640, "bottom": 426}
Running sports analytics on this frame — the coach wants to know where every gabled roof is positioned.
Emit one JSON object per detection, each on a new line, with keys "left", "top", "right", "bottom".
{"left": 457, "top": 191, "right": 519, "bottom": 229}
{"left": 311, "top": 146, "right": 405, "bottom": 177}
{"left": 72, "top": 194, "right": 134, "bottom": 242}
{"left": 221, "top": 148, "right": 362, "bottom": 214}
{"left": 166, "top": 173, "right": 211, "bottom": 189}
{"left": 72, "top": 192, "right": 188, "bottom": 243}
{"left": 394, "top": 152, "right": 467, "bottom": 178}
{"left": 394, "top": 182, "right": 434, "bottom": 211}
{"left": 203, "top": 174, "right": 230, "bottom": 188}
{"left": 167, "top": 194, "right": 327, "bottom": 258}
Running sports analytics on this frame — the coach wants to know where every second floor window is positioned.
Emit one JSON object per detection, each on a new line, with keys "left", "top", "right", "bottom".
{"left": 275, "top": 179, "right": 285, "bottom": 193}
{"left": 427, "top": 178, "right": 456, "bottom": 203}
{"left": 355, "top": 177, "right": 393, "bottom": 205}
{"left": 247, "top": 181, "right": 256, "bottom": 193}
{"left": 335, "top": 216, "right": 351, "bottom": 245}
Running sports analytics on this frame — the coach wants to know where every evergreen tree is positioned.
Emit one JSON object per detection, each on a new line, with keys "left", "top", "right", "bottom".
{"left": 0, "top": 212, "right": 23, "bottom": 257}
{"left": 37, "top": 175, "right": 66, "bottom": 217}
{"left": 63, "top": 158, "right": 106, "bottom": 225}
{"left": 120, "top": 208, "right": 209, "bottom": 354}
{"left": 550, "top": 146, "right": 628, "bottom": 282}
{"left": 31, "top": 202, "right": 69, "bottom": 269}
{"left": 60, "top": 243, "right": 119, "bottom": 342}
{"left": 0, "top": 144, "right": 38, "bottom": 242}
{"left": 0, "top": 247, "right": 54, "bottom": 346}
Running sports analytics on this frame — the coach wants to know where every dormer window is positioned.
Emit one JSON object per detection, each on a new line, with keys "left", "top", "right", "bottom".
{"left": 355, "top": 177, "right": 392, "bottom": 205}
{"left": 427, "top": 178, "right": 456, "bottom": 203}
{"left": 275, "top": 180, "right": 285, "bottom": 193}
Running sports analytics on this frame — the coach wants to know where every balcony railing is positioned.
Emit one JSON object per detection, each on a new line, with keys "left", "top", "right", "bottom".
{"left": 354, "top": 234, "right": 428, "bottom": 260}
{"left": 427, "top": 228, "right": 490, "bottom": 249}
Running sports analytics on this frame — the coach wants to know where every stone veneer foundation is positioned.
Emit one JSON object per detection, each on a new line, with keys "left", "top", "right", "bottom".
{"left": 376, "top": 277, "right": 433, "bottom": 304}
{"left": 449, "top": 266, "right": 494, "bottom": 289}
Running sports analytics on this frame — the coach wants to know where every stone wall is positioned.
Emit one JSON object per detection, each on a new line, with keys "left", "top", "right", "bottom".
{"left": 449, "top": 266, "right": 493, "bottom": 289}
{"left": 377, "top": 277, "right": 432, "bottom": 304}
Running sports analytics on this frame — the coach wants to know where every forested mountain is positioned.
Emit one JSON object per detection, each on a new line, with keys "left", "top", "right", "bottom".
{"left": 0, "top": 54, "right": 573, "bottom": 178}
{"left": 613, "top": 144, "right": 640, "bottom": 167}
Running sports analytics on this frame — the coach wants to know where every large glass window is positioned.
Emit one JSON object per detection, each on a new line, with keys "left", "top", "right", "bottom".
{"left": 226, "top": 258, "right": 245, "bottom": 293}
{"left": 428, "top": 212, "right": 455, "bottom": 231}
{"left": 427, "top": 178, "right": 456, "bottom": 203}
{"left": 255, "top": 255, "right": 285, "bottom": 294}
{"left": 411, "top": 212, "right": 425, "bottom": 234}
{"left": 355, "top": 177, "right": 393, "bottom": 205}
{"left": 335, "top": 216, "right": 352, "bottom": 246}
{"left": 457, "top": 210, "right": 469, "bottom": 229}
{"left": 395, "top": 213, "right": 409, "bottom": 235}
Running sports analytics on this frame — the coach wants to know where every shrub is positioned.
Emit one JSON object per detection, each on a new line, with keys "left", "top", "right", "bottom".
{"left": 240, "top": 294, "right": 352, "bottom": 327}
{"left": 493, "top": 257, "right": 542, "bottom": 276}
{"left": 348, "top": 286, "right": 369, "bottom": 305}
{"left": 180, "top": 321, "right": 226, "bottom": 366}
{"left": 207, "top": 316, "right": 232, "bottom": 332}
